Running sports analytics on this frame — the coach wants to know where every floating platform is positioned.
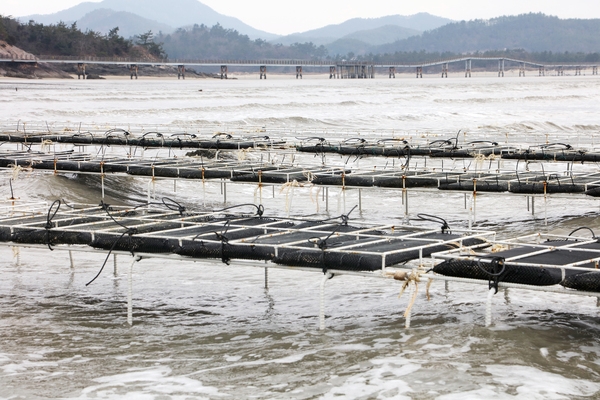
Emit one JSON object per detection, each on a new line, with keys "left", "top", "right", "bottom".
{"left": 0, "top": 200, "right": 492, "bottom": 271}
{"left": 0, "top": 130, "right": 286, "bottom": 150}
{"left": 432, "top": 232, "right": 600, "bottom": 293}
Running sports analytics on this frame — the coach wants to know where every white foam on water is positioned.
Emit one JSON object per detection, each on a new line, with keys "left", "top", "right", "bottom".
{"left": 320, "top": 356, "right": 420, "bottom": 400}
{"left": 481, "top": 364, "right": 600, "bottom": 399}
{"left": 77, "top": 366, "right": 223, "bottom": 399}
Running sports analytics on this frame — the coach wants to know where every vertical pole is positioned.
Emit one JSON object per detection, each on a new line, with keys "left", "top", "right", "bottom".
{"left": 319, "top": 273, "right": 332, "bottom": 330}
{"left": 264, "top": 267, "right": 269, "bottom": 289}
{"left": 69, "top": 250, "right": 74, "bottom": 269}
{"left": 485, "top": 288, "right": 494, "bottom": 327}
{"left": 405, "top": 284, "right": 414, "bottom": 329}
{"left": 14, "top": 246, "right": 20, "bottom": 266}
{"left": 325, "top": 187, "right": 329, "bottom": 212}
{"left": 532, "top": 196, "right": 535, "bottom": 216}
{"left": 358, "top": 188, "right": 362, "bottom": 212}
{"left": 223, "top": 181, "right": 227, "bottom": 204}
{"left": 127, "top": 258, "right": 134, "bottom": 326}
{"left": 113, "top": 254, "right": 118, "bottom": 276}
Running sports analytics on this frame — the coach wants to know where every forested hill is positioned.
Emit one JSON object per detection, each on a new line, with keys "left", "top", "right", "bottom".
{"left": 0, "top": 15, "right": 164, "bottom": 59}
{"left": 0, "top": 16, "right": 327, "bottom": 60}
{"left": 156, "top": 24, "right": 327, "bottom": 60}
{"left": 376, "top": 13, "right": 600, "bottom": 54}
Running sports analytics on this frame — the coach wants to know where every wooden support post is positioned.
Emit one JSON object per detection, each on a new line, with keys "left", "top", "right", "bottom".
{"left": 389, "top": 66, "right": 395, "bottom": 78}
{"left": 296, "top": 66, "right": 302, "bottom": 79}
{"left": 329, "top": 66, "right": 336, "bottom": 79}
{"left": 177, "top": 65, "right": 185, "bottom": 79}
{"left": 77, "top": 63, "right": 86, "bottom": 79}
{"left": 498, "top": 59, "right": 504, "bottom": 77}
{"left": 558, "top": 66, "right": 564, "bottom": 76}
{"left": 129, "top": 64, "right": 138, "bottom": 79}
{"left": 416, "top": 66, "right": 423, "bottom": 78}
{"left": 539, "top": 66, "right": 545, "bottom": 76}
{"left": 518, "top": 63, "right": 525, "bottom": 77}
{"left": 593, "top": 66, "right": 598, "bottom": 75}
{"left": 260, "top": 65, "right": 267, "bottom": 79}
{"left": 465, "top": 59, "right": 471, "bottom": 77}
{"left": 441, "top": 63, "right": 448, "bottom": 78}
{"left": 220, "top": 65, "right": 228, "bottom": 79}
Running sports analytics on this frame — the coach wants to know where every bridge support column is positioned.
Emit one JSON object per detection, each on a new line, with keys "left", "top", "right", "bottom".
{"left": 220, "top": 65, "right": 228, "bottom": 79}
{"left": 557, "top": 66, "right": 564, "bottom": 76}
{"left": 518, "top": 63, "right": 525, "bottom": 77}
{"left": 389, "top": 67, "right": 395, "bottom": 78}
{"left": 538, "top": 66, "right": 544, "bottom": 76}
{"left": 296, "top": 66, "right": 303, "bottom": 79}
{"left": 361, "top": 65, "right": 367, "bottom": 78}
{"left": 77, "top": 63, "right": 86, "bottom": 79}
{"left": 177, "top": 65, "right": 185, "bottom": 79}
{"left": 260, "top": 65, "right": 267, "bottom": 79}
{"left": 465, "top": 59, "right": 471, "bottom": 77}
{"left": 575, "top": 66, "right": 582, "bottom": 76}
{"left": 416, "top": 66, "right": 423, "bottom": 78}
{"left": 593, "top": 66, "right": 598, "bottom": 75}
{"left": 498, "top": 59, "right": 504, "bottom": 77}
{"left": 129, "top": 64, "right": 138, "bottom": 79}
{"left": 441, "top": 63, "right": 448, "bottom": 78}
{"left": 329, "top": 66, "right": 336, "bottom": 79}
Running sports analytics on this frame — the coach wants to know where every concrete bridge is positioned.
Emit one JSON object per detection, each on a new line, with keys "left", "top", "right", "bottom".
{"left": 1, "top": 55, "right": 598, "bottom": 79}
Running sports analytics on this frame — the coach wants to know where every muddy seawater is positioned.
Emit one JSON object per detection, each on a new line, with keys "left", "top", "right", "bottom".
{"left": 1, "top": 73, "right": 599, "bottom": 399}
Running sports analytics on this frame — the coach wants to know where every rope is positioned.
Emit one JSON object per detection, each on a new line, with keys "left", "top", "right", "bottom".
{"left": 568, "top": 227, "right": 596, "bottom": 239}
{"left": 161, "top": 197, "right": 186, "bottom": 216}
{"left": 44, "top": 200, "right": 61, "bottom": 250}
{"left": 214, "top": 220, "right": 231, "bottom": 264}
{"left": 415, "top": 213, "right": 451, "bottom": 233}
{"left": 86, "top": 201, "right": 139, "bottom": 286}
{"left": 390, "top": 268, "right": 422, "bottom": 318}
{"left": 475, "top": 257, "right": 506, "bottom": 294}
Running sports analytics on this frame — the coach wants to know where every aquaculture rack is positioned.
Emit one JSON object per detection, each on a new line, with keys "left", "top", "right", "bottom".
{"left": 427, "top": 232, "right": 600, "bottom": 326}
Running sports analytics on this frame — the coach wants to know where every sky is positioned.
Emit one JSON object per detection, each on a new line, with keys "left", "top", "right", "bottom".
{"left": 3, "top": 0, "right": 600, "bottom": 35}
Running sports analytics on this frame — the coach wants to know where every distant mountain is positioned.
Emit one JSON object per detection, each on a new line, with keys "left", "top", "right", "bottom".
{"left": 273, "top": 13, "right": 452, "bottom": 46}
{"left": 376, "top": 13, "right": 600, "bottom": 54}
{"left": 325, "top": 38, "right": 373, "bottom": 58}
{"left": 21, "top": 0, "right": 278, "bottom": 40}
{"left": 342, "top": 25, "right": 420, "bottom": 46}
{"left": 77, "top": 9, "right": 172, "bottom": 38}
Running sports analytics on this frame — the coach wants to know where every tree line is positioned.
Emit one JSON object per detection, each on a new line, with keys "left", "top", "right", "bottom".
{"left": 1, "top": 14, "right": 599, "bottom": 64}
{"left": 0, "top": 15, "right": 164, "bottom": 59}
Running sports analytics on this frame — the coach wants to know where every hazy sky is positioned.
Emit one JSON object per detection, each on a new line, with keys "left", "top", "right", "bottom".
{"left": 4, "top": 0, "right": 600, "bottom": 35}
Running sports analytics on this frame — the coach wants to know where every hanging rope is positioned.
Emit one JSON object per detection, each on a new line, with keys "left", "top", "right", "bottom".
{"left": 86, "top": 201, "right": 139, "bottom": 286}
{"left": 44, "top": 200, "right": 61, "bottom": 250}
{"left": 416, "top": 214, "right": 451, "bottom": 233}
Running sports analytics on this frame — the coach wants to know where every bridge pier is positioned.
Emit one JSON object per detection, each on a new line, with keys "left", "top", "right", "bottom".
{"left": 441, "top": 63, "right": 448, "bottom": 78}
{"left": 518, "top": 63, "right": 525, "bottom": 77}
{"left": 538, "top": 66, "right": 544, "bottom": 76}
{"left": 465, "top": 59, "right": 471, "bottom": 77}
{"left": 498, "top": 59, "right": 504, "bottom": 77}
{"left": 260, "top": 65, "right": 267, "bottom": 79}
{"left": 389, "top": 67, "right": 395, "bottom": 78}
{"left": 557, "top": 66, "right": 564, "bottom": 76}
{"left": 296, "top": 66, "right": 302, "bottom": 79}
{"left": 329, "top": 66, "right": 337, "bottom": 79}
{"left": 593, "top": 66, "right": 598, "bottom": 75}
{"left": 177, "top": 65, "right": 185, "bottom": 79}
{"left": 575, "top": 66, "right": 582, "bottom": 76}
{"left": 220, "top": 65, "right": 228, "bottom": 79}
{"left": 129, "top": 64, "right": 138, "bottom": 79}
{"left": 416, "top": 66, "right": 423, "bottom": 78}
{"left": 77, "top": 63, "right": 86, "bottom": 79}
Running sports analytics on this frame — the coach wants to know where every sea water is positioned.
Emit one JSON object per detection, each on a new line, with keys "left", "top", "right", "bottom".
{"left": 0, "top": 73, "right": 600, "bottom": 399}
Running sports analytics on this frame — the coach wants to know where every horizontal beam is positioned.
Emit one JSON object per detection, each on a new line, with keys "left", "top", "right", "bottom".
{"left": 1, "top": 56, "right": 597, "bottom": 70}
